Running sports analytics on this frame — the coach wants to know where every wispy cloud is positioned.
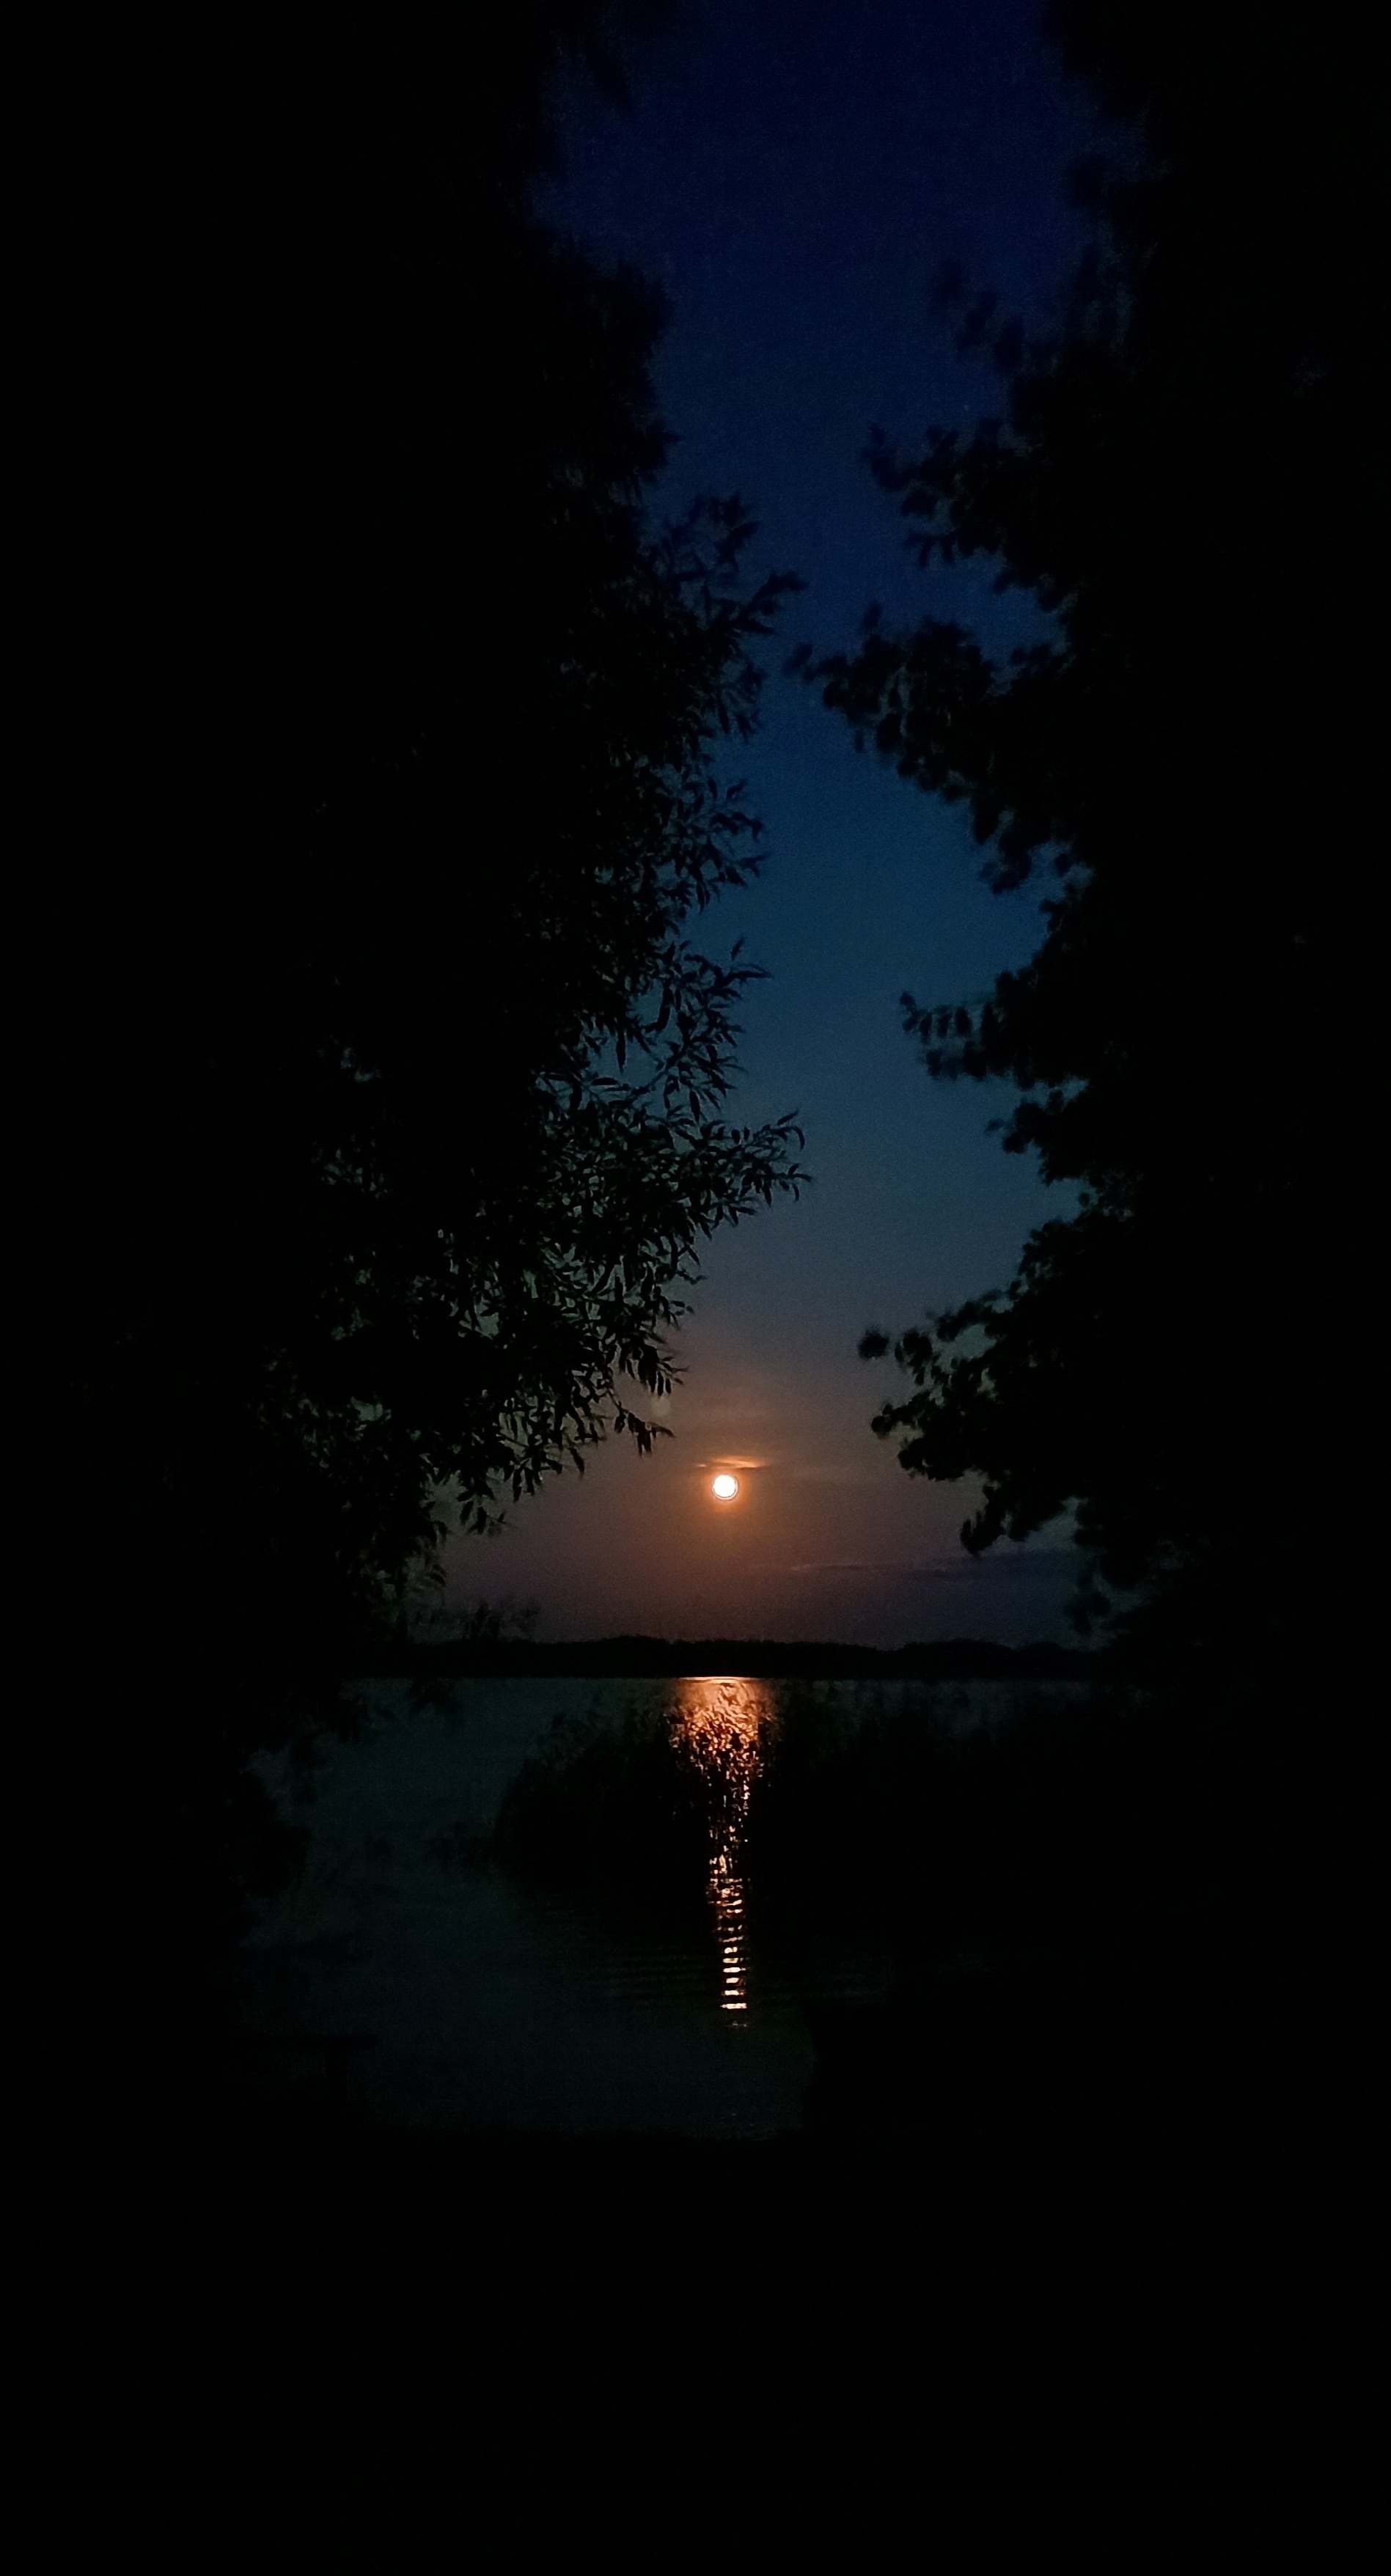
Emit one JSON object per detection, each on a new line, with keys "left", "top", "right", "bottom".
{"left": 773, "top": 1560, "right": 933, "bottom": 1576}
{"left": 771, "top": 1549, "right": 1079, "bottom": 1582}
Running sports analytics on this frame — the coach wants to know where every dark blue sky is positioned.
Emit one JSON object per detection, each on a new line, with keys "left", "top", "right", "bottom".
{"left": 447, "top": 0, "right": 1119, "bottom": 1643}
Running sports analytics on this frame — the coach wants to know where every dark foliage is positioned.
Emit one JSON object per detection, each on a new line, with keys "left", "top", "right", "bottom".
{"left": 803, "top": 1, "right": 1380, "bottom": 1664}
{"left": 15, "top": 2, "right": 801, "bottom": 1705}
{"left": 13, "top": 3, "right": 803, "bottom": 2092}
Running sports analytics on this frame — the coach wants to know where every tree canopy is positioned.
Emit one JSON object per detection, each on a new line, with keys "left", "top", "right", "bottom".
{"left": 16, "top": 3, "right": 801, "bottom": 1693}
{"left": 805, "top": 0, "right": 1378, "bottom": 1665}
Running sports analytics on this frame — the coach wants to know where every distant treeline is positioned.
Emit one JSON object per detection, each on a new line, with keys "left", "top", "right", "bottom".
{"left": 370, "top": 1635, "right": 1101, "bottom": 1681}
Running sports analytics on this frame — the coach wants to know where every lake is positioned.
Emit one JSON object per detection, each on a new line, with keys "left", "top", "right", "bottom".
{"left": 239, "top": 1673, "right": 1095, "bottom": 2136}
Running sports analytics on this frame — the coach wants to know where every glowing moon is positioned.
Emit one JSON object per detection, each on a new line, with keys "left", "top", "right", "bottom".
{"left": 711, "top": 1472, "right": 740, "bottom": 1501}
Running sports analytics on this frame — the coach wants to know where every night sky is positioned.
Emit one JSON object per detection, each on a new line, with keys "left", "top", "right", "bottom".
{"left": 444, "top": 0, "right": 1119, "bottom": 1644}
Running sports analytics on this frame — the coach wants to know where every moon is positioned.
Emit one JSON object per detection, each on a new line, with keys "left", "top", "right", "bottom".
{"left": 711, "top": 1472, "right": 740, "bottom": 1502}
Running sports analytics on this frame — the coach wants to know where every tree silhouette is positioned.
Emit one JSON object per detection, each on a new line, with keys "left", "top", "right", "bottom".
{"left": 804, "top": 1, "right": 1377, "bottom": 1667}
{"left": 15, "top": 3, "right": 802, "bottom": 1707}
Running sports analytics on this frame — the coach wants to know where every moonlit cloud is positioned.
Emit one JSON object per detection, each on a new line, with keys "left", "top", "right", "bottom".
{"left": 777, "top": 1560, "right": 946, "bottom": 1576}
{"left": 771, "top": 1548, "right": 1079, "bottom": 1582}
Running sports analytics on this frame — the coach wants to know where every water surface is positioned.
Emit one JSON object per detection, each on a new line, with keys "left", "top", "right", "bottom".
{"left": 241, "top": 1673, "right": 1089, "bottom": 2135}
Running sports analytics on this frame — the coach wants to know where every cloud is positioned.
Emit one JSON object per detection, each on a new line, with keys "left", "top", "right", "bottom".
{"left": 947, "top": 1549, "right": 1080, "bottom": 1581}
{"left": 772, "top": 1549, "right": 1079, "bottom": 1582}
{"left": 774, "top": 1560, "right": 929, "bottom": 1576}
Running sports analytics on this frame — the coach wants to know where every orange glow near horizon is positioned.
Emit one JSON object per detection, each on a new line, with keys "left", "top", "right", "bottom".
{"left": 710, "top": 1472, "right": 740, "bottom": 1502}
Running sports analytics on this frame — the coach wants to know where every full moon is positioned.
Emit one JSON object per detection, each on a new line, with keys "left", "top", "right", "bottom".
{"left": 711, "top": 1473, "right": 740, "bottom": 1501}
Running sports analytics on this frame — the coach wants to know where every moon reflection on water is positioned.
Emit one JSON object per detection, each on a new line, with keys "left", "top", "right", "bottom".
{"left": 670, "top": 1676, "right": 777, "bottom": 2014}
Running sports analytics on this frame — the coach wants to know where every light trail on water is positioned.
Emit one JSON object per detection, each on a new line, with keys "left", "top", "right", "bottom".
{"left": 670, "top": 1676, "right": 777, "bottom": 2014}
